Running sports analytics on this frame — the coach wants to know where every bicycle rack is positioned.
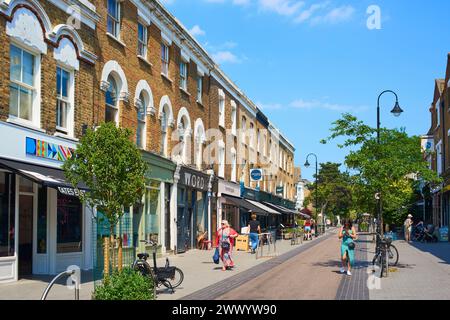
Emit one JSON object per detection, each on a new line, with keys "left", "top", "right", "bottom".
{"left": 41, "top": 269, "right": 80, "bottom": 300}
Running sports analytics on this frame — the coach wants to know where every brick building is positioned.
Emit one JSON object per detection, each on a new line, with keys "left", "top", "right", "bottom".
{"left": 0, "top": 0, "right": 299, "bottom": 282}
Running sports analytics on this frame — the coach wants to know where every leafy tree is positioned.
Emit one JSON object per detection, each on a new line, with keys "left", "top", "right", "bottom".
{"left": 63, "top": 122, "right": 148, "bottom": 273}
{"left": 322, "top": 113, "right": 440, "bottom": 227}
{"left": 304, "top": 162, "right": 353, "bottom": 222}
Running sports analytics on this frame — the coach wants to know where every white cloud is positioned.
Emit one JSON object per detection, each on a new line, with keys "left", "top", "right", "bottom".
{"left": 290, "top": 98, "right": 367, "bottom": 112}
{"left": 189, "top": 25, "right": 206, "bottom": 36}
{"left": 212, "top": 51, "right": 242, "bottom": 64}
{"left": 258, "top": 0, "right": 305, "bottom": 16}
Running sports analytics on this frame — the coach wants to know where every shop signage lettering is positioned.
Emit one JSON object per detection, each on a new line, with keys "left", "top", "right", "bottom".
{"left": 26, "top": 137, "right": 74, "bottom": 162}
{"left": 250, "top": 169, "right": 263, "bottom": 182}
{"left": 179, "top": 167, "right": 209, "bottom": 191}
{"left": 218, "top": 180, "right": 240, "bottom": 197}
{"left": 57, "top": 186, "right": 85, "bottom": 198}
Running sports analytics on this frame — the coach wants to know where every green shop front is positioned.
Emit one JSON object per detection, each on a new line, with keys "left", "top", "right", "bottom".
{"left": 94, "top": 151, "right": 175, "bottom": 280}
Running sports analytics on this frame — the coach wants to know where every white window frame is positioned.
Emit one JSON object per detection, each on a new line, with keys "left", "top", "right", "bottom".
{"left": 161, "top": 43, "right": 170, "bottom": 77}
{"left": 231, "top": 148, "right": 237, "bottom": 182}
{"left": 56, "top": 65, "right": 75, "bottom": 137}
{"left": 107, "top": 0, "right": 121, "bottom": 39}
{"left": 9, "top": 43, "right": 41, "bottom": 129}
{"left": 437, "top": 140, "right": 443, "bottom": 175}
{"left": 231, "top": 101, "right": 237, "bottom": 136}
{"left": 137, "top": 21, "right": 148, "bottom": 59}
{"left": 180, "top": 61, "right": 188, "bottom": 91}
{"left": 218, "top": 140, "right": 225, "bottom": 178}
{"left": 160, "top": 108, "right": 169, "bottom": 157}
{"left": 436, "top": 99, "right": 441, "bottom": 128}
{"left": 197, "top": 75, "right": 203, "bottom": 103}
{"left": 218, "top": 89, "right": 225, "bottom": 128}
{"left": 136, "top": 93, "right": 147, "bottom": 149}
{"left": 105, "top": 76, "right": 119, "bottom": 125}
{"left": 241, "top": 116, "right": 247, "bottom": 144}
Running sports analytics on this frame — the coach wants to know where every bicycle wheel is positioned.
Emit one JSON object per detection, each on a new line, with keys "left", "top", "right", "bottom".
{"left": 388, "top": 244, "right": 399, "bottom": 266}
{"left": 165, "top": 267, "right": 184, "bottom": 289}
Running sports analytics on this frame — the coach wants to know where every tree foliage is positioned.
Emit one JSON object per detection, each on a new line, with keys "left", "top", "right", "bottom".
{"left": 322, "top": 113, "right": 440, "bottom": 225}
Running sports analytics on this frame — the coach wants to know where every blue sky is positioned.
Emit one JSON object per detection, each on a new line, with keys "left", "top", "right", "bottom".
{"left": 160, "top": 0, "right": 449, "bottom": 181}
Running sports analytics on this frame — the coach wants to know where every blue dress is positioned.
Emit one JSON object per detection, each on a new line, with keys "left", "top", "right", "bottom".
{"left": 341, "top": 229, "right": 355, "bottom": 266}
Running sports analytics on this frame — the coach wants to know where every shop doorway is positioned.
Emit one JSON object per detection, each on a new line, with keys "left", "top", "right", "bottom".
{"left": 176, "top": 189, "right": 194, "bottom": 253}
{"left": 18, "top": 194, "right": 33, "bottom": 276}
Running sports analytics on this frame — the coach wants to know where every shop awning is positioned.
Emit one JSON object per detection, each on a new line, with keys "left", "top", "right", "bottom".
{"left": 245, "top": 199, "right": 282, "bottom": 215}
{"left": 222, "top": 195, "right": 269, "bottom": 216}
{"left": 0, "top": 158, "right": 88, "bottom": 190}
{"left": 263, "top": 202, "right": 296, "bottom": 215}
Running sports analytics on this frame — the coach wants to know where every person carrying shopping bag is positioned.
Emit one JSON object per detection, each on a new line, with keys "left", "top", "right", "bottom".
{"left": 214, "top": 220, "right": 238, "bottom": 271}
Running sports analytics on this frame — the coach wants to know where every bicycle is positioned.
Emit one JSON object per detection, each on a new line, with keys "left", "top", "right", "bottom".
{"left": 132, "top": 240, "right": 184, "bottom": 295}
{"left": 371, "top": 232, "right": 398, "bottom": 277}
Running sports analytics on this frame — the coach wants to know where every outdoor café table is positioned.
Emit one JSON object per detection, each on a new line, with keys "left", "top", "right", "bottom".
{"left": 256, "top": 232, "right": 277, "bottom": 259}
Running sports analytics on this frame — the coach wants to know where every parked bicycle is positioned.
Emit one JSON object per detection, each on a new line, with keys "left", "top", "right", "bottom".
{"left": 371, "top": 232, "right": 399, "bottom": 278}
{"left": 132, "top": 240, "right": 184, "bottom": 295}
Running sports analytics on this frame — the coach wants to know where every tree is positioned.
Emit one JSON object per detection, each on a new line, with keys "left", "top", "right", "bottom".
{"left": 63, "top": 122, "right": 148, "bottom": 274}
{"left": 304, "top": 162, "right": 353, "bottom": 222}
{"left": 322, "top": 113, "right": 440, "bottom": 226}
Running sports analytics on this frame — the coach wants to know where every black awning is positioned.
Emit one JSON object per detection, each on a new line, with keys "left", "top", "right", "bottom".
{"left": 222, "top": 195, "right": 269, "bottom": 216}
{"left": 262, "top": 202, "right": 292, "bottom": 215}
{"left": 0, "top": 158, "right": 87, "bottom": 190}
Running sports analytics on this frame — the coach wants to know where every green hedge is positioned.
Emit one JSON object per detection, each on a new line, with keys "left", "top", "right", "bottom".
{"left": 92, "top": 267, "right": 155, "bottom": 300}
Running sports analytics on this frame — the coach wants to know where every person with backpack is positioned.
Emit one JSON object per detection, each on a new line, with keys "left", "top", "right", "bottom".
{"left": 215, "top": 220, "right": 238, "bottom": 271}
{"left": 338, "top": 218, "right": 357, "bottom": 276}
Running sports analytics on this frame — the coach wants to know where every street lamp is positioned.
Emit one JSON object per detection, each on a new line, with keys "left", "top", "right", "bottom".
{"left": 376, "top": 90, "right": 403, "bottom": 246}
{"left": 305, "top": 153, "right": 323, "bottom": 236}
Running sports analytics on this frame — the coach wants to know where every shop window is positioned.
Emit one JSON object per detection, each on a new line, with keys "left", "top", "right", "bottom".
{"left": 37, "top": 186, "right": 47, "bottom": 254}
{"left": 144, "top": 183, "right": 161, "bottom": 243}
{"left": 9, "top": 45, "right": 36, "bottom": 124}
{"left": 0, "top": 172, "right": 15, "bottom": 257}
{"left": 57, "top": 193, "right": 82, "bottom": 253}
{"left": 195, "top": 191, "right": 207, "bottom": 239}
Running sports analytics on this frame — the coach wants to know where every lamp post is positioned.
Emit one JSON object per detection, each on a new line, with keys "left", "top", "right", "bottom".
{"left": 376, "top": 90, "right": 403, "bottom": 246}
{"left": 305, "top": 153, "right": 322, "bottom": 236}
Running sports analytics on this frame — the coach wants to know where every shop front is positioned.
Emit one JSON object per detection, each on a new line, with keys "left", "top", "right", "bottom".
{"left": 215, "top": 179, "right": 241, "bottom": 241}
{"left": 0, "top": 122, "right": 92, "bottom": 283}
{"left": 175, "top": 166, "right": 212, "bottom": 253}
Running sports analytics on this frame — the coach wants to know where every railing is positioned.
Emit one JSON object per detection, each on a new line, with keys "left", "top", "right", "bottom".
{"left": 41, "top": 269, "right": 80, "bottom": 300}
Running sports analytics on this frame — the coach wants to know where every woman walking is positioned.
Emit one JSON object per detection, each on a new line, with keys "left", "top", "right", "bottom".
{"left": 247, "top": 213, "right": 261, "bottom": 254}
{"left": 215, "top": 220, "right": 238, "bottom": 271}
{"left": 338, "top": 218, "right": 357, "bottom": 276}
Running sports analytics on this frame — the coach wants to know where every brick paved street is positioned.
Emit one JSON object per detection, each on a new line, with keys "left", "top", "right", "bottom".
{"left": 369, "top": 240, "right": 450, "bottom": 300}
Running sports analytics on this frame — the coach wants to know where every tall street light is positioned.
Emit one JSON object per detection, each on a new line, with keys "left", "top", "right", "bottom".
{"left": 376, "top": 90, "right": 403, "bottom": 246}
{"left": 305, "top": 153, "right": 322, "bottom": 236}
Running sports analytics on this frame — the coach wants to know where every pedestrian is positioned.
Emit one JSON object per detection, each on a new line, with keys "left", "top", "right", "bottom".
{"left": 404, "top": 214, "right": 413, "bottom": 243}
{"left": 247, "top": 212, "right": 261, "bottom": 254}
{"left": 304, "top": 218, "right": 312, "bottom": 240}
{"left": 338, "top": 218, "right": 357, "bottom": 276}
{"left": 215, "top": 220, "right": 238, "bottom": 271}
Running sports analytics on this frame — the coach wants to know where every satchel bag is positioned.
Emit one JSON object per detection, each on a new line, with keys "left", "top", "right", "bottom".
{"left": 221, "top": 241, "right": 231, "bottom": 250}
{"left": 348, "top": 241, "right": 355, "bottom": 250}
{"left": 213, "top": 248, "right": 220, "bottom": 264}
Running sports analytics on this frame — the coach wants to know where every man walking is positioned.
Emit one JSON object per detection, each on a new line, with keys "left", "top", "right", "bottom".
{"left": 247, "top": 212, "right": 261, "bottom": 254}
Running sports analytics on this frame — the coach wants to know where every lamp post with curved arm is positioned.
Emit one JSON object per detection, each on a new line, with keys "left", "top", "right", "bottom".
{"left": 305, "top": 153, "right": 321, "bottom": 236}
{"left": 376, "top": 90, "right": 403, "bottom": 245}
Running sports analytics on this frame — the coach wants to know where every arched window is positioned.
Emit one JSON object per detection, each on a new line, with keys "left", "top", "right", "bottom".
{"left": 160, "top": 107, "right": 169, "bottom": 156}
{"left": 136, "top": 92, "right": 146, "bottom": 149}
{"left": 105, "top": 76, "right": 118, "bottom": 123}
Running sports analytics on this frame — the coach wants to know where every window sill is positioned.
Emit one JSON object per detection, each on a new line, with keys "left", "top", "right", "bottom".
{"left": 179, "top": 87, "right": 191, "bottom": 97}
{"left": 138, "top": 55, "right": 153, "bottom": 67}
{"left": 54, "top": 132, "right": 79, "bottom": 142}
{"left": 6, "top": 117, "right": 45, "bottom": 133}
{"left": 219, "top": 123, "right": 225, "bottom": 130}
{"left": 106, "top": 32, "right": 126, "bottom": 47}
{"left": 161, "top": 73, "right": 173, "bottom": 84}
{"left": 196, "top": 100, "right": 204, "bottom": 107}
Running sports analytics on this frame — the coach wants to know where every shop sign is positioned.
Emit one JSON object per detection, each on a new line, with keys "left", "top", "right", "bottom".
{"left": 179, "top": 167, "right": 209, "bottom": 192}
{"left": 218, "top": 180, "right": 240, "bottom": 197}
{"left": 26, "top": 137, "right": 74, "bottom": 162}
{"left": 250, "top": 169, "right": 263, "bottom": 182}
{"left": 57, "top": 186, "right": 86, "bottom": 198}
{"left": 276, "top": 186, "right": 284, "bottom": 194}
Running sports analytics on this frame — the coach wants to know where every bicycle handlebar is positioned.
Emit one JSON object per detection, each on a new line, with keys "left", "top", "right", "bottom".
{"left": 140, "top": 240, "right": 157, "bottom": 246}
